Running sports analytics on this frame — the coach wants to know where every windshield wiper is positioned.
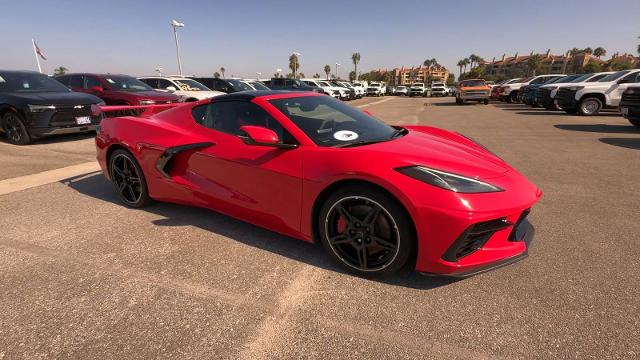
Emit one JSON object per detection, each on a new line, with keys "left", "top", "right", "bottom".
{"left": 391, "top": 127, "right": 407, "bottom": 138}
{"left": 334, "top": 139, "right": 389, "bottom": 148}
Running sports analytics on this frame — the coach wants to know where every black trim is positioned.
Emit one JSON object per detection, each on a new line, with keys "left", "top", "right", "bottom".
{"left": 423, "top": 220, "right": 535, "bottom": 278}
{"left": 442, "top": 218, "right": 512, "bottom": 262}
{"left": 155, "top": 142, "right": 214, "bottom": 177}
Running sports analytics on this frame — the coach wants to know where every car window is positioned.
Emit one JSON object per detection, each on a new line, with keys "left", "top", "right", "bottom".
{"left": 272, "top": 79, "right": 285, "bottom": 86}
{"left": 192, "top": 101, "right": 294, "bottom": 144}
{"left": 55, "top": 76, "right": 70, "bottom": 86}
{"left": 139, "top": 78, "right": 158, "bottom": 88}
{"left": 84, "top": 76, "right": 102, "bottom": 89}
{"left": 0, "top": 72, "right": 71, "bottom": 93}
{"left": 269, "top": 95, "right": 395, "bottom": 147}
{"left": 193, "top": 78, "right": 214, "bottom": 89}
{"left": 69, "top": 75, "right": 83, "bottom": 88}
{"left": 621, "top": 71, "right": 640, "bottom": 83}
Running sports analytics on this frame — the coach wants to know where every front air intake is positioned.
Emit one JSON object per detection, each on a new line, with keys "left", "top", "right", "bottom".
{"left": 442, "top": 218, "right": 512, "bottom": 262}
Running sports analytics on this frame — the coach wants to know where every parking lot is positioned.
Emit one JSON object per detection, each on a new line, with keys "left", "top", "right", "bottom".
{"left": 1, "top": 96, "right": 638, "bottom": 359}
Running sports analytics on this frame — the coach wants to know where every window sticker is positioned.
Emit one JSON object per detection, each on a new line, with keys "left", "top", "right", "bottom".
{"left": 106, "top": 78, "right": 115, "bottom": 84}
{"left": 333, "top": 130, "right": 358, "bottom": 141}
{"left": 0, "top": 75, "right": 5, "bottom": 83}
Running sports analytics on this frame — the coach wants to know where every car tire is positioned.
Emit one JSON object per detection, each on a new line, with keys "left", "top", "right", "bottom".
{"left": 109, "top": 149, "right": 153, "bottom": 208}
{"left": 456, "top": 98, "right": 463, "bottom": 105}
{"left": 628, "top": 118, "right": 640, "bottom": 127}
{"left": 2, "top": 112, "right": 32, "bottom": 145}
{"left": 507, "top": 92, "right": 518, "bottom": 103}
{"left": 563, "top": 107, "right": 577, "bottom": 115}
{"left": 318, "top": 185, "right": 414, "bottom": 276}
{"left": 577, "top": 97, "right": 603, "bottom": 116}
{"left": 484, "top": 99, "right": 489, "bottom": 105}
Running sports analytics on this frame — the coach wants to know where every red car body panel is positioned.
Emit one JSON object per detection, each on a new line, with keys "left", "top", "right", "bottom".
{"left": 96, "top": 92, "right": 542, "bottom": 276}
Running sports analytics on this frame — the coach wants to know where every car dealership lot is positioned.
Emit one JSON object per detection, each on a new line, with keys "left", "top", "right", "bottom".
{"left": 1, "top": 97, "right": 638, "bottom": 359}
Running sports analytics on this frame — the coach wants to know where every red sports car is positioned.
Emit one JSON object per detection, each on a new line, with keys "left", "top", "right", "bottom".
{"left": 95, "top": 91, "right": 541, "bottom": 277}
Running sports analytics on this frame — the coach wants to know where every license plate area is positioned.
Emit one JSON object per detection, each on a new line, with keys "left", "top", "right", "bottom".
{"left": 76, "top": 116, "right": 91, "bottom": 125}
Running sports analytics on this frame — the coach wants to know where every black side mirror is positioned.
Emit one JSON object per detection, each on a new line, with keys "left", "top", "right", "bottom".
{"left": 617, "top": 79, "right": 630, "bottom": 85}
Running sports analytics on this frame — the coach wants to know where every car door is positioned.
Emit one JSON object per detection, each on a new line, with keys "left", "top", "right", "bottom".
{"left": 185, "top": 99, "right": 304, "bottom": 235}
{"left": 608, "top": 71, "right": 640, "bottom": 106}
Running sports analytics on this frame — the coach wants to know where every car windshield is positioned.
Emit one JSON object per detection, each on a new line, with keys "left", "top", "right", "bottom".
{"left": 543, "top": 76, "right": 564, "bottom": 84}
{"left": 397, "top": 86, "right": 406, "bottom": 89}
{"left": 506, "top": 78, "right": 522, "bottom": 84}
{"left": 567, "top": 73, "right": 592, "bottom": 83}
{"left": 173, "top": 79, "right": 210, "bottom": 91}
{"left": 246, "top": 81, "right": 269, "bottom": 90}
{"left": 432, "top": 83, "right": 445, "bottom": 87}
{"left": 460, "top": 80, "right": 486, "bottom": 87}
{"left": 0, "top": 72, "right": 71, "bottom": 93}
{"left": 598, "top": 70, "right": 631, "bottom": 82}
{"left": 269, "top": 96, "right": 397, "bottom": 147}
{"left": 412, "top": 83, "right": 423, "bottom": 87}
{"left": 104, "top": 76, "right": 154, "bottom": 92}
{"left": 551, "top": 74, "right": 582, "bottom": 83}
{"left": 369, "top": 83, "right": 380, "bottom": 87}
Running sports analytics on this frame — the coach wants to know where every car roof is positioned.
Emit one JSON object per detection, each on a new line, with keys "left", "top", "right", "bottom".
{"left": 59, "top": 73, "right": 134, "bottom": 78}
{"left": 0, "top": 70, "right": 43, "bottom": 75}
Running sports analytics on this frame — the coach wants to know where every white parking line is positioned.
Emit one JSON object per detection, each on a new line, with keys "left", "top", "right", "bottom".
{"left": 0, "top": 162, "right": 101, "bottom": 196}
{"left": 357, "top": 97, "right": 394, "bottom": 108}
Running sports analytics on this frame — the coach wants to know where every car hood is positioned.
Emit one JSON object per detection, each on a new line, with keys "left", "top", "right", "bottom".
{"left": 175, "top": 90, "right": 225, "bottom": 99}
{"left": 7, "top": 91, "right": 102, "bottom": 105}
{"left": 348, "top": 126, "right": 511, "bottom": 180}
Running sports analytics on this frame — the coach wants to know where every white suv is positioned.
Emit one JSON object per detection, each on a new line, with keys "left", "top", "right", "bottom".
{"left": 138, "top": 76, "right": 224, "bottom": 102}
{"left": 367, "top": 82, "right": 384, "bottom": 96}
{"left": 556, "top": 69, "right": 640, "bottom": 116}
{"left": 302, "top": 79, "right": 341, "bottom": 98}
{"left": 537, "top": 72, "right": 612, "bottom": 110}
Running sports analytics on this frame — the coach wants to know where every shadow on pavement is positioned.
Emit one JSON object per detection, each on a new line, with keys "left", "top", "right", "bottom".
{"left": 63, "top": 173, "right": 457, "bottom": 290}
{"left": 516, "top": 111, "right": 568, "bottom": 116}
{"left": 0, "top": 132, "right": 95, "bottom": 145}
{"left": 599, "top": 137, "right": 640, "bottom": 150}
{"left": 554, "top": 124, "right": 640, "bottom": 134}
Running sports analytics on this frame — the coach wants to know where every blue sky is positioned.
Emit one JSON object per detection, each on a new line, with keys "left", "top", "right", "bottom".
{"left": 2, "top": 0, "right": 639, "bottom": 78}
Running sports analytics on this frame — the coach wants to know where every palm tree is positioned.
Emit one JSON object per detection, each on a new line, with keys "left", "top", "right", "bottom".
{"left": 583, "top": 47, "right": 593, "bottom": 55}
{"left": 593, "top": 47, "right": 606, "bottom": 58}
{"left": 220, "top": 67, "right": 225, "bottom": 78}
{"left": 289, "top": 54, "right": 299, "bottom": 78}
{"left": 527, "top": 54, "right": 544, "bottom": 76}
{"left": 213, "top": 72, "right": 220, "bottom": 78}
{"left": 456, "top": 60, "right": 464, "bottom": 76}
{"left": 637, "top": 36, "right": 640, "bottom": 56}
{"left": 324, "top": 64, "right": 331, "bottom": 80}
{"left": 53, "top": 66, "right": 68, "bottom": 75}
{"left": 569, "top": 48, "right": 580, "bottom": 56}
{"left": 462, "top": 58, "right": 470, "bottom": 73}
{"left": 352, "top": 52, "right": 361, "bottom": 80}
{"left": 468, "top": 54, "right": 479, "bottom": 70}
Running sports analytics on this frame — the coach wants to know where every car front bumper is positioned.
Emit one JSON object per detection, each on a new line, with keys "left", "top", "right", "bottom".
{"left": 619, "top": 103, "right": 640, "bottom": 120}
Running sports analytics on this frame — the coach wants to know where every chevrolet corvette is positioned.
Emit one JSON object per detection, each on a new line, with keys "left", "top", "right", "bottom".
{"left": 96, "top": 91, "right": 541, "bottom": 277}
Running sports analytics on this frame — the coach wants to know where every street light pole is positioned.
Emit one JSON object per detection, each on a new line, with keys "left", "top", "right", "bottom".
{"left": 335, "top": 63, "right": 341, "bottom": 80}
{"left": 171, "top": 20, "right": 185, "bottom": 76}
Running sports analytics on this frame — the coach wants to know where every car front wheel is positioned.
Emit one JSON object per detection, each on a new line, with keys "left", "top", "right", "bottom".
{"left": 578, "top": 97, "right": 603, "bottom": 116}
{"left": 2, "top": 112, "right": 31, "bottom": 145}
{"left": 319, "top": 185, "right": 414, "bottom": 276}
{"left": 628, "top": 118, "right": 640, "bottom": 127}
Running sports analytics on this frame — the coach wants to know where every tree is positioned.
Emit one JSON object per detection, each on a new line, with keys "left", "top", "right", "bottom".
{"left": 583, "top": 47, "right": 593, "bottom": 55}
{"left": 593, "top": 47, "right": 606, "bottom": 58}
{"left": 446, "top": 73, "right": 455, "bottom": 85}
{"left": 324, "top": 64, "right": 331, "bottom": 80}
{"left": 462, "top": 58, "right": 470, "bottom": 74}
{"left": 583, "top": 62, "right": 603, "bottom": 73}
{"left": 456, "top": 60, "right": 464, "bottom": 76}
{"left": 213, "top": 72, "right": 220, "bottom": 78}
{"left": 527, "top": 54, "right": 544, "bottom": 76}
{"left": 298, "top": 72, "right": 305, "bottom": 78}
{"left": 351, "top": 52, "right": 360, "bottom": 80}
{"left": 349, "top": 71, "right": 356, "bottom": 81}
{"left": 637, "top": 36, "right": 640, "bottom": 56}
{"left": 468, "top": 54, "right": 480, "bottom": 70}
{"left": 289, "top": 54, "right": 300, "bottom": 78}
{"left": 53, "top": 66, "right": 68, "bottom": 75}
{"left": 220, "top": 67, "right": 225, "bottom": 78}
{"left": 313, "top": 73, "right": 321, "bottom": 79}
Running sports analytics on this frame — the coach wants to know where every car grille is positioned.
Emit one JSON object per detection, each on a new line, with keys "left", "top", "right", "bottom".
{"left": 556, "top": 88, "right": 577, "bottom": 106}
{"left": 463, "top": 90, "right": 489, "bottom": 96}
{"left": 442, "top": 218, "right": 513, "bottom": 262}
{"left": 622, "top": 88, "right": 640, "bottom": 103}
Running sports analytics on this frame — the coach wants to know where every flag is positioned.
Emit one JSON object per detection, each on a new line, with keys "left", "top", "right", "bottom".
{"left": 34, "top": 41, "right": 47, "bottom": 61}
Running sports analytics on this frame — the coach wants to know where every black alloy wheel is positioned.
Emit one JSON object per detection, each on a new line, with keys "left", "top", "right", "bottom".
{"left": 319, "top": 186, "right": 413, "bottom": 276}
{"left": 109, "top": 149, "right": 152, "bottom": 207}
{"left": 2, "top": 112, "right": 31, "bottom": 145}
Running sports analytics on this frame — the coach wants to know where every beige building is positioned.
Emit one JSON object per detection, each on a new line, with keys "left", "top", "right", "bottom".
{"left": 483, "top": 50, "right": 606, "bottom": 78}
{"left": 389, "top": 66, "right": 449, "bottom": 85}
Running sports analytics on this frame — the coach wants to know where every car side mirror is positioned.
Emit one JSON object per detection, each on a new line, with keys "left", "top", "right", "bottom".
{"left": 166, "top": 86, "right": 177, "bottom": 92}
{"left": 617, "top": 79, "right": 630, "bottom": 85}
{"left": 240, "top": 125, "right": 281, "bottom": 146}
{"left": 90, "top": 86, "right": 104, "bottom": 93}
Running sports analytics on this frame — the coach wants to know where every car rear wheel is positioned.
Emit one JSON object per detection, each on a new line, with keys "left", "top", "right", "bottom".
{"left": 578, "top": 97, "right": 602, "bottom": 116}
{"left": 483, "top": 99, "right": 489, "bottom": 105}
{"left": 319, "top": 186, "right": 414, "bottom": 276}
{"left": 2, "top": 112, "right": 31, "bottom": 145}
{"left": 456, "top": 97, "right": 463, "bottom": 105}
{"left": 628, "top": 118, "right": 640, "bottom": 127}
{"left": 109, "top": 149, "right": 153, "bottom": 208}
{"left": 507, "top": 92, "right": 518, "bottom": 103}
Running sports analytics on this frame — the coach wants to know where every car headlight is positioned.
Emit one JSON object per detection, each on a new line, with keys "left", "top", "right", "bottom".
{"left": 28, "top": 104, "right": 56, "bottom": 112}
{"left": 547, "top": 86, "right": 557, "bottom": 91}
{"left": 567, "top": 86, "right": 584, "bottom": 91}
{"left": 396, "top": 166, "right": 503, "bottom": 193}
{"left": 139, "top": 100, "right": 156, "bottom": 105}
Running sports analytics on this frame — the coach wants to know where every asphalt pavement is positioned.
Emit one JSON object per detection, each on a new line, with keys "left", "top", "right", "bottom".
{"left": 0, "top": 96, "right": 638, "bottom": 359}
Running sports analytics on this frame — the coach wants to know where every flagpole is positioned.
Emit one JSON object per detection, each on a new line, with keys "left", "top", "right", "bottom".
{"left": 32, "top": 39, "right": 42, "bottom": 73}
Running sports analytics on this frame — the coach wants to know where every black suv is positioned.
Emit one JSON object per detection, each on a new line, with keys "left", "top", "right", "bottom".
{"left": 620, "top": 87, "right": 640, "bottom": 127}
{"left": 0, "top": 70, "right": 103, "bottom": 145}
{"left": 264, "top": 78, "right": 325, "bottom": 94}
{"left": 190, "top": 77, "right": 255, "bottom": 93}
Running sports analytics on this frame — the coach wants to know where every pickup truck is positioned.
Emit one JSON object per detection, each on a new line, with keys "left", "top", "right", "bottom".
{"left": 408, "top": 83, "right": 427, "bottom": 97}
{"left": 556, "top": 69, "right": 640, "bottom": 115}
{"left": 619, "top": 86, "right": 640, "bottom": 127}
{"left": 367, "top": 82, "right": 385, "bottom": 97}
{"left": 430, "top": 82, "right": 447, "bottom": 97}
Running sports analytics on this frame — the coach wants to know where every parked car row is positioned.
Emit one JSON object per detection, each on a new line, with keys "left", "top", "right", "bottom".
{"left": 491, "top": 69, "right": 640, "bottom": 125}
